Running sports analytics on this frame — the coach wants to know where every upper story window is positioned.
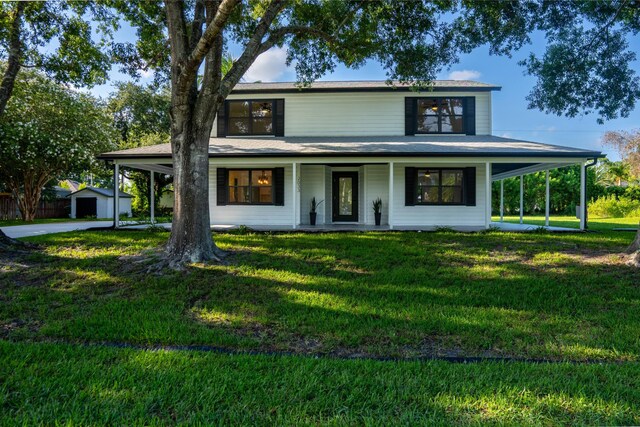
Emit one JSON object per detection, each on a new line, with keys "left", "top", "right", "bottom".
{"left": 227, "top": 100, "right": 275, "bottom": 136}
{"left": 416, "top": 98, "right": 465, "bottom": 134}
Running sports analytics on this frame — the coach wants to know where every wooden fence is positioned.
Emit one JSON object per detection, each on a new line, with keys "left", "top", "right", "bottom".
{"left": 0, "top": 194, "right": 69, "bottom": 220}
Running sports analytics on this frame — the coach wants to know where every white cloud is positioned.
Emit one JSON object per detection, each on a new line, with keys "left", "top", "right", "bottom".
{"left": 139, "top": 68, "right": 154, "bottom": 79}
{"left": 244, "top": 47, "right": 291, "bottom": 82}
{"left": 447, "top": 70, "right": 481, "bottom": 81}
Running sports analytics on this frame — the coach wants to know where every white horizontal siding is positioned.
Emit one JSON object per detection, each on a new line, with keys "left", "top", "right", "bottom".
{"left": 392, "top": 163, "right": 487, "bottom": 227}
{"left": 300, "top": 165, "right": 325, "bottom": 225}
{"left": 220, "top": 91, "right": 492, "bottom": 137}
{"left": 363, "top": 165, "right": 390, "bottom": 225}
{"left": 207, "top": 159, "right": 486, "bottom": 227}
{"left": 209, "top": 163, "right": 294, "bottom": 226}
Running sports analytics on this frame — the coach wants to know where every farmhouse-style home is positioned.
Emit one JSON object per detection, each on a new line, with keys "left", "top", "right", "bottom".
{"left": 99, "top": 80, "right": 603, "bottom": 230}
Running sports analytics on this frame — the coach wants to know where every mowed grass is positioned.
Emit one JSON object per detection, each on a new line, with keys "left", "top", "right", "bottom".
{"left": 2, "top": 225, "right": 640, "bottom": 424}
{"left": 1, "top": 340, "right": 640, "bottom": 425}
{"left": 2, "top": 225, "right": 639, "bottom": 361}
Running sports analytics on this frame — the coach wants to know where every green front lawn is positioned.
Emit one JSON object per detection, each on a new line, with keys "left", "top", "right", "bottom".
{"left": 2, "top": 340, "right": 639, "bottom": 425}
{"left": 2, "top": 225, "right": 640, "bottom": 423}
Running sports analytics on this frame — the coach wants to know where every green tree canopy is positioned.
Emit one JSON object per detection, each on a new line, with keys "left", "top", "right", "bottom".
{"left": 0, "top": 1, "right": 117, "bottom": 116}
{"left": 0, "top": 70, "right": 116, "bottom": 221}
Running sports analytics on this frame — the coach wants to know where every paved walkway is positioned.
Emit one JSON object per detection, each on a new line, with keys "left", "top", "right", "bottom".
{"left": 1, "top": 221, "right": 113, "bottom": 239}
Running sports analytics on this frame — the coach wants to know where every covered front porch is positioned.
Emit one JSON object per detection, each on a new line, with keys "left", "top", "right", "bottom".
{"left": 111, "top": 156, "right": 591, "bottom": 232}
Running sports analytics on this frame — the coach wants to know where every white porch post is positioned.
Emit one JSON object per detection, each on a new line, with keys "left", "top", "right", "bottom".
{"left": 499, "top": 180, "right": 504, "bottom": 222}
{"left": 580, "top": 161, "right": 586, "bottom": 230}
{"left": 519, "top": 175, "right": 524, "bottom": 224}
{"left": 545, "top": 170, "right": 550, "bottom": 227}
{"left": 388, "top": 162, "right": 394, "bottom": 229}
{"left": 292, "top": 162, "right": 298, "bottom": 229}
{"left": 485, "top": 162, "right": 491, "bottom": 229}
{"left": 150, "top": 171, "right": 155, "bottom": 224}
{"left": 113, "top": 162, "right": 119, "bottom": 228}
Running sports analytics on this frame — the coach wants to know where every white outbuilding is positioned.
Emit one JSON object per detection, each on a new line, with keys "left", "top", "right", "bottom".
{"left": 69, "top": 187, "right": 132, "bottom": 219}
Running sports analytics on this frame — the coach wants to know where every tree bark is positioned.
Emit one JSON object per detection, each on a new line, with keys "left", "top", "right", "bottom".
{"left": 0, "top": 2, "right": 25, "bottom": 116}
{"left": 164, "top": 101, "right": 223, "bottom": 265}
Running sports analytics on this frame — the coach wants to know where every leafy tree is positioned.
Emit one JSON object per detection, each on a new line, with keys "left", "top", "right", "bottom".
{"left": 492, "top": 166, "right": 603, "bottom": 216}
{"left": 0, "top": 1, "right": 115, "bottom": 116}
{"left": 602, "top": 130, "right": 640, "bottom": 179}
{"left": 107, "top": 82, "right": 173, "bottom": 214}
{"left": 0, "top": 70, "right": 116, "bottom": 221}
{"left": 599, "top": 159, "right": 632, "bottom": 187}
{"left": 109, "top": 0, "right": 640, "bottom": 265}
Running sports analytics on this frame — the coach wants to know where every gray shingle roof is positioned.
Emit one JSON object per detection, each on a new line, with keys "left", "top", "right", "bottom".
{"left": 68, "top": 187, "right": 132, "bottom": 198}
{"left": 99, "top": 135, "right": 602, "bottom": 159}
{"left": 231, "top": 80, "right": 501, "bottom": 93}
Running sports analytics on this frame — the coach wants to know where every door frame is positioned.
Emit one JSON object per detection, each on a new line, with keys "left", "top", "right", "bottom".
{"left": 332, "top": 171, "right": 359, "bottom": 222}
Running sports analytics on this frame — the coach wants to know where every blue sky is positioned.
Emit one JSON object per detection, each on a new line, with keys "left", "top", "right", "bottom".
{"left": 90, "top": 26, "right": 640, "bottom": 160}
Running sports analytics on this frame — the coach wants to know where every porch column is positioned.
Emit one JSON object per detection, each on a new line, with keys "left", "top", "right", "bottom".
{"left": 499, "top": 180, "right": 504, "bottom": 222}
{"left": 150, "top": 171, "right": 155, "bottom": 224}
{"left": 388, "top": 162, "right": 394, "bottom": 229}
{"left": 545, "top": 170, "right": 550, "bottom": 227}
{"left": 292, "top": 162, "right": 298, "bottom": 229}
{"left": 519, "top": 175, "right": 524, "bottom": 224}
{"left": 485, "top": 162, "right": 491, "bottom": 229}
{"left": 580, "top": 161, "right": 586, "bottom": 230}
{"left": 113, "top": 162, "right": 119, "bottom": 229}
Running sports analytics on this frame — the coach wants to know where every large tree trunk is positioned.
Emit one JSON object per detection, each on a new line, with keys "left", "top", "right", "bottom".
{"left": 165, "top": 104, "right": 223, "bottom": 265}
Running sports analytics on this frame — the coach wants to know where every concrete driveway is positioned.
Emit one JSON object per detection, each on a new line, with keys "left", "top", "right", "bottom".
{"left": 1, "top": 221, "right": 114, "bottom": 239}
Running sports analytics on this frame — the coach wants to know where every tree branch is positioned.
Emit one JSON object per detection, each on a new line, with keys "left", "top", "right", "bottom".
{"left": 0, "top": 2, "right": 25, "bottom": 116}
{"left": 181, "top": 0, "right": 239, "bottom": 82}
{"left": 220, "top": 0, "right": 287, "bottom": 97}
{"left": 258, "top": 25, "right": 337, "bottom": 56}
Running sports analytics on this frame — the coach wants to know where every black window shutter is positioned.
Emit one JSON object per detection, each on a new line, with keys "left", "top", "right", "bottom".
{"left": 404, "top": 98, "right": 416, "bottom": 136}
{"left": 216, "top": 168, "right": 228, "bottom": 205}
{"left": 274, "top": 99, "right": 285, "bottom": 136}
{"left": 274, "top": 167, "right": 285, "bottom": 206}
{"left": 464, "top": 97, "right": 476, "bottom": 135}
{"left": 405, "top": 167, "right": 416, "bottom": 206}
{"left": 464, "top": 167, "right": 476, "bottom": 206}
{"left": 216, "top": 101, "right": 227, "bottom": 137}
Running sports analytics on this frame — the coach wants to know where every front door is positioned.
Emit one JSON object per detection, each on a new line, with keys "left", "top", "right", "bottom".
{"left": 332, "top": 172, "right": 358, "bottom": 222}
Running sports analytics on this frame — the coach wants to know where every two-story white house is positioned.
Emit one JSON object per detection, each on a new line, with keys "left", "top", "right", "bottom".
{"left": 99, "top": 80, "right": 602, "bottom": 230}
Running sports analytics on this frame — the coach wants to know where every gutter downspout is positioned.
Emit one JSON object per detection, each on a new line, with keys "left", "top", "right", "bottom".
{"left": 584, "top": 158, "right": 598, "bottom": 230}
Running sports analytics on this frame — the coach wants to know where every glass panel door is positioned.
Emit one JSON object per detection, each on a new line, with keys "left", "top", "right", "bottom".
{"left": 332, "top": 172, "right": 358, "bottom": 222}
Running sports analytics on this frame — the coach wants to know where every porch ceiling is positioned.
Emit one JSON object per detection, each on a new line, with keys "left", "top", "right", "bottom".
{"left": 120, "top": 163, "right": 174, "bottom": 175}
{"left": 491, "top": 162, "right": 576, "bottom": 181}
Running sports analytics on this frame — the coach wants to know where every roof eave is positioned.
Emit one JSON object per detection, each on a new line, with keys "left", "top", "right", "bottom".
{"left": 97, "top": 151, "right": 603, "bottom": 160}
{"left": 230, "top": 86, "right": 502, "bottom": 95}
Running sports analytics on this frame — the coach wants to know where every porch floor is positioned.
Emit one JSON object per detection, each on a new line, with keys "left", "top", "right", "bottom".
{"left": 121, "top": 221, "right": 579, "bottom": 233}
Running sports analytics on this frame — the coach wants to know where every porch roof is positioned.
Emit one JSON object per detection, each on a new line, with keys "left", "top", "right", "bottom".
{"left": 98, "top": 135, "right": 602, "bottom": 160}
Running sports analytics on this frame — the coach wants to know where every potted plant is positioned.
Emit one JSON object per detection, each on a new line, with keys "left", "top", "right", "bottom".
{"left": 309, "top": 197, "right": 324, "bottom": 226}
{"left": 373, "top": 197, "right": 382, "bottom": 226}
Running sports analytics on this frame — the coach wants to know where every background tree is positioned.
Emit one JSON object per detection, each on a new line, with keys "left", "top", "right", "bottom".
{"left": 0, "top": 70, "right": 116, "bottom": 221}
{"left": 107, "top": 82, "right": 173, "bottom": 214}
{"left": 602, "top": 130, "right": 640, "bottom": 179}
{"left": 0, "top": 1, "right": 115, "bottom": 116}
